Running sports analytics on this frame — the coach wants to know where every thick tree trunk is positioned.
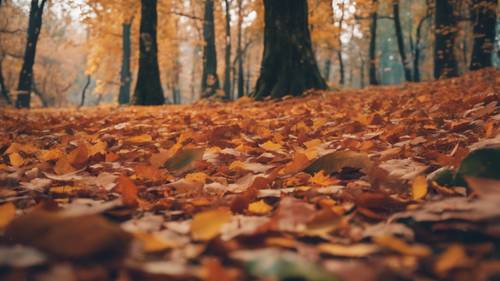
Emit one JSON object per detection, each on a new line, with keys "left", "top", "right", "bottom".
{"left": 223, "top": 0, "right": 231, "bottom": 99}
{"left": 434, "top": 0, "right": 458, "bottom": 79}
{"left": 201, "top": 0, "right": 220, "bottom": 98}
{"left": 133, "top": 0, "right": 164, "bottom": 105}
{"left": 469, "top": 0, "right": 497, "bottom": 70}
{"left": 392, "top": 0, "right": 412, "bottom": 82}
{"left": 119, "top": 23, "right": 132, "bottom": 105}
{"left": 368, "top": 0, "right": 379, "bottom": 85}
{"left": 251, "top": 0, "right": 326, "bottom": 99}
{"left": 15, "top": 0, "right": 46, "bottom": 108}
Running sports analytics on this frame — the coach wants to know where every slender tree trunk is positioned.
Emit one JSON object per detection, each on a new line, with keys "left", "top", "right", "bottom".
{"left": 434, "top": 0, "right": 458, "bottom": 79}
{"left": 323, "top": 57, "right": 331, "bottom": 82}
{"left": 235, "top": 0, "right": 244, "bottom": 98}
{"left": 201, "top": 0, "right": 220, "bottom": 98}
{"left": 470, "top": 0, "right": 497, "bottom": 70}
{"left": 392, "top": 0, "right": 412, "bottom": 81}
{"left": 15, "top": 0, "right": 46, "bottom": 108}
{"left": 252, "top": 0, "right": 326, "bottom": 99}
{"left": 413, "top": 14, "right": 430, "bottom": 82}
{"left": 337, "top": 1, "right": 345, "bottom": 85}
{"left": 79, "top": 75, "right": 91, "bottom": 107}
{"left": 368, "top": 0, "right": 379, "bottom": 85}
{"left": 360, "top": 56, "right": 366, "bottom": 88}
{"left": 119, "top": 22, "right": 132, "bottom": 105}
{"left": 223, "top": 0, "right": 232, "bottom": 100}
{"left": 133, "top": 0, "right": 164, "bottom": 105}
{"left": 0, "top": 59, "right": 11, "bottom": 105}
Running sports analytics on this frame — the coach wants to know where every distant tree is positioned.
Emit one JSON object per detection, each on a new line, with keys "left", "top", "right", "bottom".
{"left": 15, "top": 0, "right": 47, "bottom": 108}
{"left": 133, "top": 0, "right": 164, "bottom": 105}
{"left": 223, "top": 0, "right": 231, "bottom": 100}
{"left": 118, "top": 21, "right": 132, "bottom": 105}
{"left": 469, "top": 0, "right": 497, "bottom": 70}
{"left": 201, "top": 0, "right": 220, "bottom": 98}
{"left": 235, "top": 0, "right": 244, "bottom": 98}
{"left": 251, "top": 0, "right": 326, "bottom": 99}
{"left": 368, "top": 0, "right": 379, "bottom": 85}
{"left": 434, "top": 0, "right": 458, "bottom": 79}
{"left": 392, "top": 0, "right": 412, "bottom": 82}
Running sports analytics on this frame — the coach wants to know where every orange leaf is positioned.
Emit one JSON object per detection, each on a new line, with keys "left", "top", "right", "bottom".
{"left": 117, "top": 175, "right": 138, "bottom": 207}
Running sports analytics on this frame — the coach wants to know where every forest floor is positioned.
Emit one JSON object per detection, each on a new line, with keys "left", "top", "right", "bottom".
{"left": 0, "top": 69, "right": 499, "bottom": 281}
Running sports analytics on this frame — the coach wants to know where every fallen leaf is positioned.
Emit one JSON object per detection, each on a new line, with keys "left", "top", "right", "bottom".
{"left": 5, "top": 209, "right": 131, "bottom": 260}
{"left": 411, "top": 176, "right": 428, "bottom": 200}
{"left": 373, "top": 235, "right": 431, "bottom": 257}
{"left": 128, "top": 134, "right": 153, "bottom": 143}
{"left": 117, "top": 175, "right": 138, "bottom": 207}
{"left": 191, "top": 208, "right": 232, "bottom": 241}
{"left": 133, "top": 231, "right": 176, "bottom": 253}
{"left": 434, "top": 244, "right": 470, "bottom": 276}
{"left": 9, "top": 152, "right": 24, "bottom": 167}
{"left": 0, "top": 203, "right": 16, "bottom": 230}
{"left": 305, "top": 151, "right": 373, "bottom": 174}
{"left": 318, "top": 243, "right": 380, "bottom": 257}
{"left": 134, "top": 164, "right": 164, "bottom": 181}
{"left": 165, "top": 147, "right": 205, "bottom": 174}
{"left": 260, "top": 141, "right": 282, "bottom": 152}
{"left": 309, "top": 170, "right": 339, "bottom": 186}
{"left": 248, "top": 200, "right": 273, "bottom": 215}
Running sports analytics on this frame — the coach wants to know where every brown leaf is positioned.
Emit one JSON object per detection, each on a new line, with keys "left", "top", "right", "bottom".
{"left": 305, "top": 150, "right": 373, "bottom": 175}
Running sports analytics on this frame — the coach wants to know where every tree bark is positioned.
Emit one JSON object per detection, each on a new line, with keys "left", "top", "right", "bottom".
{"left": 413, "top": 14, "right": 430, "bottom": 82}
{"left": 469, "top": 0, "right": 497, "bottom": 70}
{"left": 337, "top": 1, "right": 345, "bottom": 85}
{"left": 15, "top": 0, "right": 46, "bottom": 108}
{"left": 119, "top": 23, "right": 132, "bottom": 105}
{"left": 0, "top": 59, "right": 11, "bottom": 105}
{"left": 251, "top": 0, "right": 326, "bottom": 99}
{"left": 201, "top": 0, "right": 220, "bottom": 98}
{"left": 235, "top": 0, "right": 244, "bottom": 98}
{"left": 368, "top": 0, "right": 379, "bottom": 85}
{"left": 434, "top": 0, "right": 458, "bottom": 79}
{"left": 392, "top": 0, "right": 412, "bottom": 81}
{"left": 133, "top": 0, "right": 164, "bottom": 105}
{"left": 79, "top": 75, "right": 91, "bottom": 108}
{"left": 223, "top": 0, "right": 232, "bottom": 99}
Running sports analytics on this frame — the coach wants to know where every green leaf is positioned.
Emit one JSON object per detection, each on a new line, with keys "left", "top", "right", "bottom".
{"left": 455, "top": 147, "right": 500, "bottom": 186}
{"left": 244, "top": 250, "right": 340, "bottom": 281}
{"left": 164, "top": 147, "right": 205, "bottom": 174}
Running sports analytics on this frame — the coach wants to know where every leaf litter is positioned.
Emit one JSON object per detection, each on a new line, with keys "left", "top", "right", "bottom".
{"left": 0, "top": 69, "right": 499, "bottom": 280}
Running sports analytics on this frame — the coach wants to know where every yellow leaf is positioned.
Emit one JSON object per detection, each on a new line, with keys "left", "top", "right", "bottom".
{"left": 248, "top": 200, "right": 273, "bottom": 215}
{"left": 185, "top": 172, "right": 208, "bottom": 183}
{"left": 54, "top": 156, "right": 76, "bottom": 175}
{"left": 374, "top": 235, "right": 431, "bottom": 257}
{"left": 260, "top": 141, "right": 282, "bottom": 152}
{"left": 49, "top": 186, "right": 82, "bottom": 194}
{"left": 0, "top": 203, "right": 16, "bottom": 230}
{"left": 133, "top": 232, "right": 175, "bottom": 253}
{"left": 309, "top": 170, "right": 338, "bottom": 186}
{"left": 304, "top": 139, "right": 322, "bottom": 149}
{"left": 412, "top": 176, "right": 428, "bottom": 200}
{"left": 128, "top": 134, "right": 153, "bottom": 143}
{"left": 318, "top": 243, "right": 380, "bottom": 257}
{"left": 39, "top": 149, "right": 63, "bottom": 161}
{"left": 9, "top": 152, "right": 25, "bottom": 167}
{"left": 191, "top": 208, "right": 232, "bottom": 241}
{"left": 434, "top": 244, "right": 469, "bottom": 275}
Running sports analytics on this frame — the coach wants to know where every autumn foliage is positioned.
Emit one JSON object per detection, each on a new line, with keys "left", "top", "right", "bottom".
{"left": 0, "top": 69, "right": 499, "bottom": 280}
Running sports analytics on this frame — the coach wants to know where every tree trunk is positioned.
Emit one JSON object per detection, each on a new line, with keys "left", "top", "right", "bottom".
{"left": 469, "top": 0, "right": 497, "bottom": 70}
{"left": 223, "top": 0, "right": 231, "bottom": 100}
{"left": 119, "top": 23, "right": 132, "bottom": 105}
{"left": 15, "top": 0, "right": 46, "bottom": 109}
{"left": 133, "top": 0, "right": 164, "bottom": 105}
{"left": 434, "top": 0, "right": 458, "bottom": 79}
{"left": 251, "top": 0, "right": 326, "bottom": 99}
{"left": 201, "top": 0, "right": 220, "bottom": 98}
{"left": 392, "top": 0, "right": 412, "bottom": 82}
{"left": 79, "top": 75, "right": 91, "bottom": 107}
{"left": 236, "top": 0, "right": 244, "bottom": 98}
{"left": 0, "top": 59, "right": 11, "bottom": 105}
{"left": 368, "top": 0, "right": 379, "bottom": 85}
{"left": 337, "top": 1, "right": 345, "bottom": 85}
{"left": 413, "top": 14, "right": 430, "bottom": 82}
